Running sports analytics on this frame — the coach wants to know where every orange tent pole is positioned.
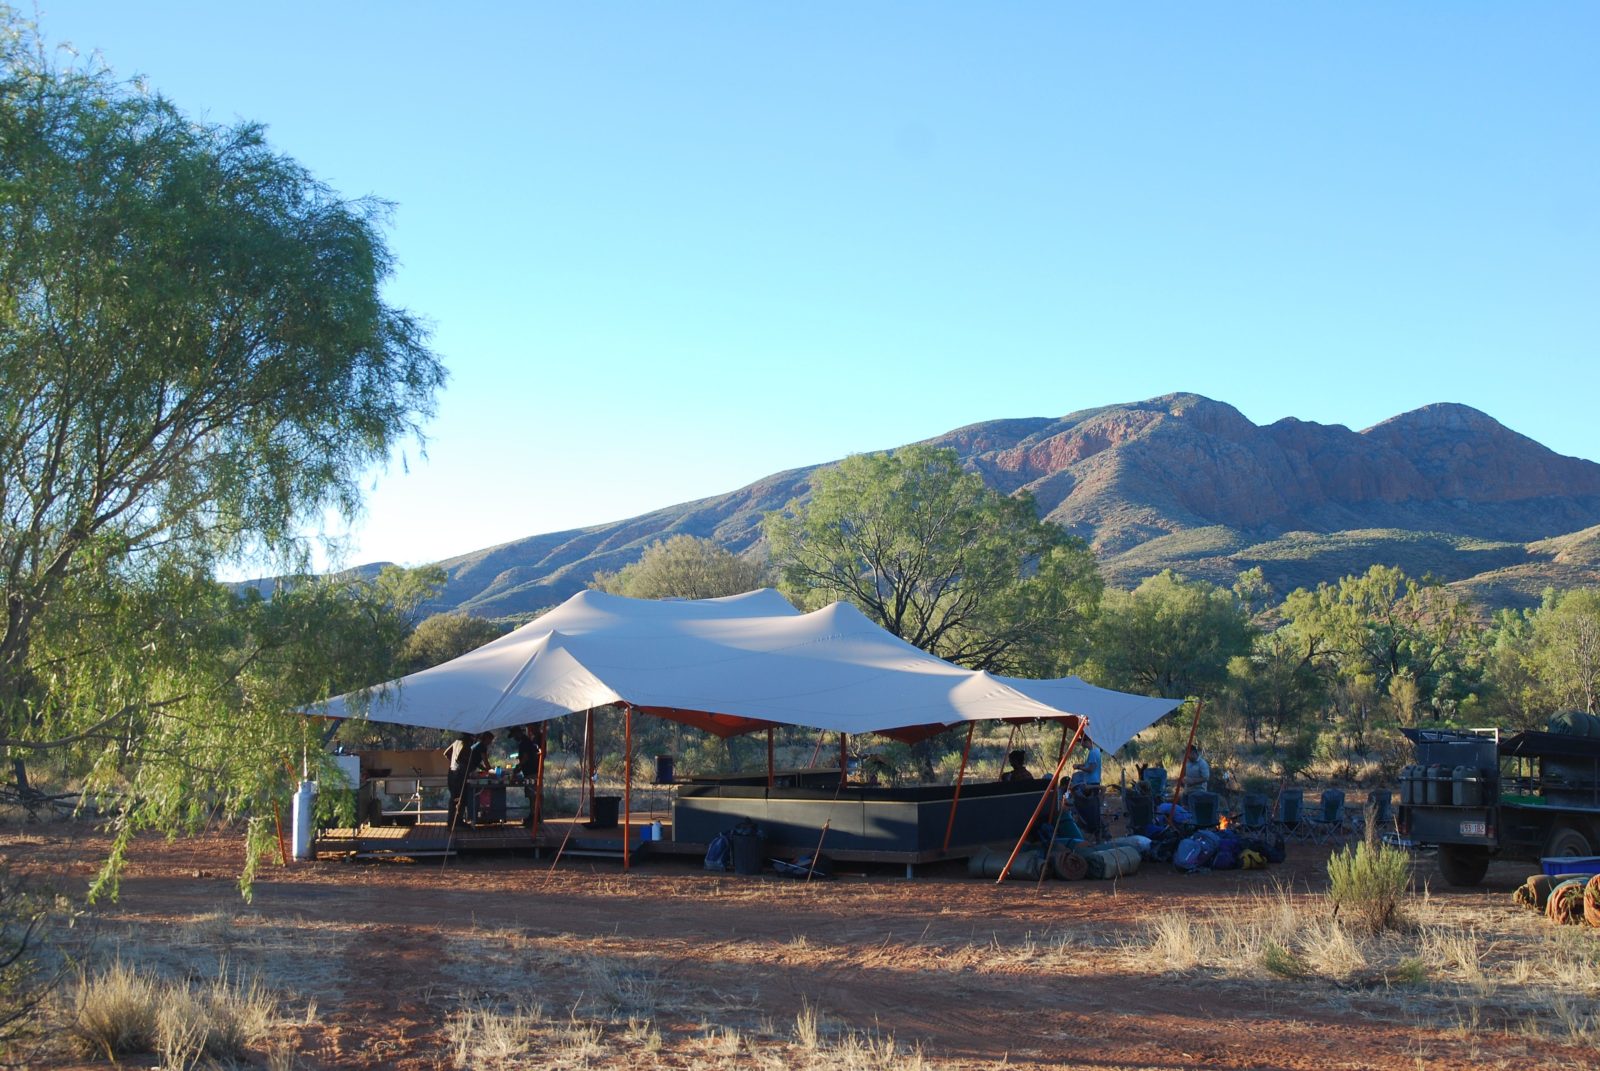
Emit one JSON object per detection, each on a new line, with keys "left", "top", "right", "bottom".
{"left": 942, "top": 723, "right": 976, "bottom": 853}
{"left": 533, "top": 722, "right": 547, "bottom": 839}
{"left": 584, "top": 708, "right": 596, "bottom": 817}
{"left": 623, "top": 704, "right": 633, "bottom": 872}
{"left": 1171, "top": 699, "right": 1204, "bottom": 813}
{"left": 839, "top": 733, "right": 848, "bottom": 788}
{"left": 273, "top": 799, "right": 288, "bottom": 866}
{"left": 996, "top": 721, "right": 1084, "bottom": 885}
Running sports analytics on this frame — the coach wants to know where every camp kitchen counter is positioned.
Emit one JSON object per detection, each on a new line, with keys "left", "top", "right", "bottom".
{"left": 361, "top": 774, "right": 532, "bottom": 825}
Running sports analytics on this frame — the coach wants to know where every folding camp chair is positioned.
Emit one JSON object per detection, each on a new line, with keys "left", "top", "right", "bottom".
{"left": 1234, "top": 792, "right": 1269, "bottom": 837}
{"left": 1307, "top": 788, "right": 1348, "bottom": 845}
{"left": 1274, "top": 788, "right": 1315, "bottom": 842}
{"left": 1187, "top": 790, "right": 1221, "bottom": 830}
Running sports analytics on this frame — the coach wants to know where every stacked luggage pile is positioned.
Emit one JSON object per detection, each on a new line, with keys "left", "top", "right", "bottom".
{"left": 1512, "top": 856, "right": 1600, "bottom": 926}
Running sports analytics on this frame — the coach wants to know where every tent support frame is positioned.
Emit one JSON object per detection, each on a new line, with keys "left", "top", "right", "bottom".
{"left": 941, "top": 723, "right": 976, "bottom": 853}
{"left": 996, "top": 720, "right": 1084, "bottom": 885}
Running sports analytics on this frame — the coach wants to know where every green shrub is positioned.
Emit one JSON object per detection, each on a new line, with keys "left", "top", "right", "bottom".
{"left": 1326, "top": 840, "right": 1412, "bottom": 934}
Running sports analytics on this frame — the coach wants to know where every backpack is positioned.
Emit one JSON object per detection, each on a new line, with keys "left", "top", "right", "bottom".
{"left": 1173, "top": 830, "right": 1220, "bottom": 872}
{"left": 1211, "top": 831, "right": 1244, "bottom": 870}
{"left": 704, "top": 832, "right": 732, "bottom": 871}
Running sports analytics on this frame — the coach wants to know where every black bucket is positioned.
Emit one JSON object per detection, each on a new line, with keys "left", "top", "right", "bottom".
{"left": 654, "top": 755, "right": 675, "bottom": 784}
{"left": 730, "top": 829, "right": 764, "bottom": 875}
{"left": 590, "top": 795, "right": 621, "bottom": 829}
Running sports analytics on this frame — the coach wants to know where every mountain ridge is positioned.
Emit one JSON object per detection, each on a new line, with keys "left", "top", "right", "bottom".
{"left": 356, "top": 393, "right": 1600, "bottom": 618}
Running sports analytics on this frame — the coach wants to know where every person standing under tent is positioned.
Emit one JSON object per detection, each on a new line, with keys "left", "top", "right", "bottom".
{"left": 445, "top": 731, "right": 474, "bottom": 829}
{"left": 1070, "top": 737, "right": 1104, "bottom": 838}
{"left": 507, "top": 724, "right": 542, "bottom": 827}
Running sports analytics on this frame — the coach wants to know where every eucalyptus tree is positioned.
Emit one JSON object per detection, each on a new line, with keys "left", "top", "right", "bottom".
{"left": 764, "top": 445, "right": 1102, "bottom": 675}
{"left": 589, "top": 534, "right": 768, "bottom": 600}
{"left": 1086, "top": 570, "right": 1255, "bottom": 700}
{"left": 0, "top": 15, "right": 445, "bottom": 891}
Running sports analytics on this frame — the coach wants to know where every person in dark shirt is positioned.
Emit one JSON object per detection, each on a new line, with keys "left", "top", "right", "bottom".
{"left": 445, "top": 731, "right": 474, "bottom": 829}
{"left": 998, "top": 749, "right": 1033, "bottom": 783}
{"left": 507, "top": 724, "right": 542, "bottom": 826}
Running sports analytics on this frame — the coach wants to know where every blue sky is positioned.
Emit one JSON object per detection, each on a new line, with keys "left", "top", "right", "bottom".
{"left": 34, "top": 3, "right": 1600, "bottom": 574}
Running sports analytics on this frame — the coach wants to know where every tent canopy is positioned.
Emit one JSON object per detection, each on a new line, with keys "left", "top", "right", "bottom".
{"left": 317, "top": 588, "right": 1179, "bottom": 753}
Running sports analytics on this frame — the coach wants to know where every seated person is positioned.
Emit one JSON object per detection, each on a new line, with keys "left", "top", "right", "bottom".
{"left": 998, "top": 749, "right": 1033, "bottom": 783}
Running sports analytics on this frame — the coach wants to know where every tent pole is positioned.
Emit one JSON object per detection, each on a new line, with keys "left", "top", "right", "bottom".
{"left": 1058, "top": 720, "right": 1069, "bottom": 763}
{"left": 839, "top": 733, "right": 848, "bottom": 788}
{"left": 584, "top": 708, "right": 596, "bottom": 817}
{"left": 533, "top": 722, "right": 547, "bottom": 839}
{"left": 1002, "top": 723, "right": 1018, "bottom": 776}
{"left": 623, "top": 704, "right": 633, "bottom": 872}
{"left": 942, "top": 723, "right": 976, "bottom": 853}
{"left": 996, "top": 721, "right": 1084, "bottom": 885}
{"left": 1164, "top": 697, "right": 1203, "bottom": 826}
{"left": 767, "top": 727, "right": 775, "bottom": 790}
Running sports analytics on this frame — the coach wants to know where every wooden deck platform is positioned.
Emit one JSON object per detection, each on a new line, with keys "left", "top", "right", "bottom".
{"left": 312, "top": 812, "right": 984, "bottom": 876}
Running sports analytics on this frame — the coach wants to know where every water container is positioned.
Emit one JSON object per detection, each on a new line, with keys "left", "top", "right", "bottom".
{"left": 1403, "top": 765, "right": 1419, "bottom": 805}
{"left": 653, "top": 755, "right": 675, "bottom": 784}
{"left": 1450, "top": 765, "right": 1472, "bottom": 806}
{"left": 1425, "top": 764, "right": 1444, "bottom": 805}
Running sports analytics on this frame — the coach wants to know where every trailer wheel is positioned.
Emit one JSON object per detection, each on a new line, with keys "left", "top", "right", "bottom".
{"left": 1544, "top": 825, "right": 1593, "bottom": 859}
{"left": 1438, "top": 844, "right": 1489, "bottom": 887}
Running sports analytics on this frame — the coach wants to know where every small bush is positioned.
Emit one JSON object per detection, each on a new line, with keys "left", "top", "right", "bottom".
{"left": 1261, "top": 940, "right": 1307, "bottom": 978}
{"left": 1326, "top": 839, "right": 1412, "bottom": 934}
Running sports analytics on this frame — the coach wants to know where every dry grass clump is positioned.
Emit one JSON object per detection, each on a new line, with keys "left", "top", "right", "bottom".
{"left": 70, "top": 959, "right": 278, "bottom": 1066}
{"left": 443, "top": 992, "right": 931, "bottom": 1071}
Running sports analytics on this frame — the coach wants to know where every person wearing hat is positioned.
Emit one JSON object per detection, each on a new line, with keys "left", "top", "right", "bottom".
{"left": 998, "top": 749, "right": 1034, "bottom": 783}
{"left": 1182, "top": 742, "right": 1211, "bottom": 793}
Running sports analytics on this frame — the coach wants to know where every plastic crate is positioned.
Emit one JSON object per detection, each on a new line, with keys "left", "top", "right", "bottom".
{"left": 1541, "top": 855, "right": 1600, "bottom": 878}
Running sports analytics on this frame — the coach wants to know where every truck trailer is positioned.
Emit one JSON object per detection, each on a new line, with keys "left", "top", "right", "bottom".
{"left": 1398, "top": 725, "right": 1600, "bottom": 886}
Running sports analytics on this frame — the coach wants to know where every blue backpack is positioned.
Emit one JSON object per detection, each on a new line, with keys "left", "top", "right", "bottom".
{"left": 704, "top": 832, "right": 732, "bottom": 871}
{"left": 1173, "top": 830, "right": 1220, "bottom": 872}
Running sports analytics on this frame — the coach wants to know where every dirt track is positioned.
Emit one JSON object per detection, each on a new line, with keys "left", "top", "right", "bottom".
{"left": 7, "top": 823, "right": 1591, "bottom": 1070}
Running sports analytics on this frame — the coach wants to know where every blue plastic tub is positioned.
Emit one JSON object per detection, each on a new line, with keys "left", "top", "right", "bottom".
{"left": 1541, "top": 855, "right": 1600, "bottom": 878}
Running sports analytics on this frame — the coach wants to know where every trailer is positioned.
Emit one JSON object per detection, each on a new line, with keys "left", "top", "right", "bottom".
{"left": 1398, "top": 726, "right": 1600, "bottom": 886}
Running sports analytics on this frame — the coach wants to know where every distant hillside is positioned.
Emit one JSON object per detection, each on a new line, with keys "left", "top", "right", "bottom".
{"left": 361, "top": 393, "right": 1600, "bottom": 618}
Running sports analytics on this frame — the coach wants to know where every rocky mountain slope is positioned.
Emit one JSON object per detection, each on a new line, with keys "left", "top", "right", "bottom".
{"left": 412, "top": 394, "right": 1600, "bottom": 618}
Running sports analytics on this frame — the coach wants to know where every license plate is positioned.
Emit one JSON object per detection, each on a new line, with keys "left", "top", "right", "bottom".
{"left": 1460, "top": 820, "right": 1486, "bottom": 836}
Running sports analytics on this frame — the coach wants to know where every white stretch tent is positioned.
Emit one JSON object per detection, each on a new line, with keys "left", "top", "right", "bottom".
{"left": 317, "top": 588, "right": 1178, "bottom": 751}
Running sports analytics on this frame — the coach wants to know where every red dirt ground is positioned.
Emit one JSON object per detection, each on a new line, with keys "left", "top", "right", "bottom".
{"left": 5, "top": 822, "right": 1588, "bottom": 1070}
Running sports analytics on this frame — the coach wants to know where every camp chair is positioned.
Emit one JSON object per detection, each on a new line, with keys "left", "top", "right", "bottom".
{"left": 1186, "top": 790, "right": 1221, "bottom": 830}
{"left": 1123, "top": 789, "right": 1155, "bottom": 835}
{"left": 1235, "top": 792, "right": 1269, "bottom": 836}
{"left": 1274, "top": 788, "right": 1315, "bottom": 842}
{"left": 1307, "top": 788, "right": 1348, "bottom": 845}
{"left": 1366, "top": 788, "right": 1394, "bottom": 836}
